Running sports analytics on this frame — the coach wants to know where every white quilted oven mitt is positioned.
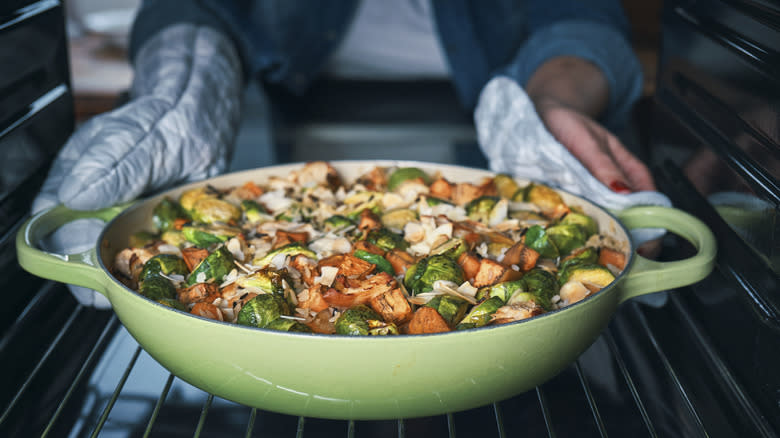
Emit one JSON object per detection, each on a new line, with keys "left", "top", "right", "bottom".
{"left": 475, "top": 76, "right": 671, "bottom": 246}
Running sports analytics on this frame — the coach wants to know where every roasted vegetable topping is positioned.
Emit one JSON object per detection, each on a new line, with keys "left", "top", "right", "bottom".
{"left": 113, "top": 163, "right": 627, "bottom": 334}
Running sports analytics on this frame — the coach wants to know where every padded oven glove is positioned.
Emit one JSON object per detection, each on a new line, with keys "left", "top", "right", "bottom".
{"left": 31, "top": 24, "right": 244, "bottom": 308}
{"left": 475, "top": 76, "right": 671, "bottom": 246}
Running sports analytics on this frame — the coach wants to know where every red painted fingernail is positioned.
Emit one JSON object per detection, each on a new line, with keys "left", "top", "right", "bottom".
{"left": 609, "top": 180, "right": 632, "bottom": 194}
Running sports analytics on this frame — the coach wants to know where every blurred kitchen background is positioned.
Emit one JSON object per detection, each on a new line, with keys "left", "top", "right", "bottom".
{"left": 63, "top": 0, "right": 663, "bottom": 173}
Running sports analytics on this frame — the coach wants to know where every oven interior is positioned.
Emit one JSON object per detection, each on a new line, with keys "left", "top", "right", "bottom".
{"left": 1, "top": 0, "right": 778, "bottom": 436}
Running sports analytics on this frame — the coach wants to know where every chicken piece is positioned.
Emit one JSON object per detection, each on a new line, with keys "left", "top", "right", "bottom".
{"left": 501, "top": 241, "right": 540, "bottom": 272}
{"left": 178, "top": 282, "right": 220, "bottom": 304}
{"left": 230, "top": 181, "right": 264, "bottom": 200}
{"left": 369, "top": 288, "right": 413, "bottom": 325}
{"left": 219, "top": 282, "right": 258, "bottom": 310}
{"left": 355, "top": 166, "right": 387, "bottom": 191}
{"left": 273, "top": 229, "right": 309, "bottom": 249}
{"left": 181, "top": 247, "right": 210, "bottom": 272}
{"left": 406, "top": 306, "right": 451, "bottom": 334}
{"left": 114, "top": 247, "right": 157, "bottom": 284}
{"left": 325, "top": 271, "right": 397, "bottom": 307}
{"left": 357, "top": 209, "right": 382, "bottom": 233}
{"left": 385, "top": 248, "right": 416, "bottom": 275}
{"left": 473, "top": 258, "right": 522, "bottom": 288}
{"left": 352, "top": 240, "right": 385, "bottom": 256}
{"left": 429, "top": 178, "right": 454, "bottom": 200}
{"left": 490, "top": 302, "right": 544, "bottom": 325}
{"left": 297, "top": 284, "right": 330, "bottom": 313}
{"left": 191, "top": 302, "right": 223, "bottom": 321}
{"left": 289, "top": 253, "right": 318, "bottom": 286}
{"left": 318, "top": 253, "right": 375, "bottom": 278}
{"left": 306, "top": 308, "right": 336, "bottom": 334}
{"left": 294, "top": 161, "right": 342, "bottom": 189}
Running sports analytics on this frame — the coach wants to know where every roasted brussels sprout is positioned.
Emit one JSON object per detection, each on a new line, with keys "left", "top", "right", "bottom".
{"left": 191, "top": 197, "right": 242, "bottom": 224}
{"left": 366, "top": 228, "right": 407, "bottom": 252}
{"left": 153, "top": 198, "right": 190, "bottom": 232}
{"left": 266, "top": 317, "right": 313, "bottom": 333}
{"left": 235, "top": 267, "right": 293, "bottom": 296}
{"left": 475, "top": 279, "right": 525, "bottom": 302}
{"left": 524, "top": 225, "right": 559, "bottom": 259}
{"left": 520, "top": 267, "right": 558, "bottom": 310}
{"left": 381, "top": 208, "right": 418, "bottom": 231}
{"left": 425, "top": 196, "right": 453, "bottom": 206}
{"left": 253, "top": 242, "right": 317, "bottom": 267}
{"left": 179, "top": 187, "right": 214, "bottom": 211}
{"left": 237, "top": 293, "right": 290, "bottom": 328}
{"left": 559, "top": 212, "right": 598, "bottom": 237}
{"left": 558, "top": 264, "right": 615, "bottom": 289}
{"left": 545, "top": 224, "right": 587, "bottom": 256}
{"left": 156, "top": 297, "right": 187, "bottom": 311}
{"left": 353, "top": 250, "right": 394, "bottom": 275}
{"left": 139, "top": 254, "right": 189, "bottom": 283}
{"left": 558, "top": 247, "right": 599, "bottom": 276}
{"left": 425, "top": 295, "right": 470, "bottom": 327}
{"left": 429, "top": 237, "right": 467, "bottom": 260}
{"left": 521, "top": 183, "right": 568, "bottom": 218}
{"left": 387, "top": 167, "right": 431, "bottom": 191}
{"left": 161, "top": 230, "right": 188, "bottom": 247}
{"left": 241, "top": 200, "right": 269, "bottom": 223}
{"left": 404, "top": 254, "right": 464, "bottom": 296}
{"left": 187, "top": 246, "right": 234, "bottom": 286}
{"left": 181, "top": 224, "right": 241, "bottom": 248}
{"left": 465, "top": 196, "right": 500, "bottom": 223}
{"left": 323, "top": 215, "right": 355, "bottom": 232}
{"left": 456, "top": 296, "right": 504, "bottom": 330}
{"left": 493, "top": 174, "right": 522, "bottom": 200}
{"left": 335, "top": 305, "right": 398, "bottom": 336}
{"left": 129, "top": 231, "right": 157, "bottom": 248}
{"left": 139, "top": 275, "right": 177, "bottom": 301}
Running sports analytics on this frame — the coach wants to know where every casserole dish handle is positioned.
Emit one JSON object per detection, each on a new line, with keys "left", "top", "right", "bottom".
{"left": 16, "top": 204, "right": 131, "bottom": 294}
{"left": 615, "top": 206, "right": 717, "bottom": 303}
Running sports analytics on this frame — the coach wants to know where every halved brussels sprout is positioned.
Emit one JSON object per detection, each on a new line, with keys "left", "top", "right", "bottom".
{"left": 366, "top": 228, "right": 407, "bottom": 252}
{"left": 235, "top": 267, "right": 293, "bottom": 296}
{"left": 521, "top": 183, "right": 568, "bottom": 218}
{"left": 545, "top": 224, "right": 588, "bottom": 256}
{"left": 520, "top": 267, "right": 558, "bottom": 310}
{"left": 252, "top": 242, "right": 317, "bottom": 267}
{"left": 181, "top": 224, "right": 241, "bottom": 248}
{"left": 266, "top": 317, "right": 313, "bottom": 333}
{"left": 139, "top": 275, "right": 177, "bottom": 301}
{"left": 129, "top": 231, "right": 157, "bottom": 248}
{"left": 353, "top": 250, "right": 394, "bottom": 275}
{"left": 465, "top": 196, "right": 500, "bottom": 223}
{"left": 161, "top": 230, "right": 188, "bottom": 247}
{"left": 559, "top": 247, "right": 599, "bottom": 276}
{"left": 335, "top": 305, "right": 398, "bottom": 336}
{"left": 186, "top": 246, "right": 234, "bottom": 286}
{"left": 191, "top": 197, "right": 242, "bottom": 224}
{"left": 558, "top": 264, "right": 615, "bottom": 289}
{"left": 559, "top": 212, "right": 598, "bottom": 237}
{"left": 524, "top": 225, "right": 559, "bottom": 259}
{"left": 475, "top": 279, "right": 525, "bottom": 302}
{"left": 425, "top": 196, "right": 453, "bottom": 206}
{"left": 404, "top": 254, "right": 464, "bottom": 296}
{"left": 456, "top": 296, "right": 504, "bottom": 330}
{"left": 139, "top": 254, "right": 189, "bottom": 284}
{"left": 323, "top": 215, "right": 355, "bottom": 232}
{"left": 493, "top": 174, "right": 522, "bottom": 200}
{"left": 429, "top": 237, "right": 468, "bottom": 260}
{"left": 156, "top": 297, "right": 187, "bottom": 311}
{"left": 425, "top": 295, "right": 470, "bottom": 327}
{"left": 237, "top": 293, "right": 290, "bottom": 328}
{"left": 179, "top": 187, "right": 214, "bottom": 211}
{"left": 387, "top": 167, "right": 431, "bottom": 191}
{"left": 381, "top": 208, "right": 418, "bottom": 231}
{"left": 241, "top": 200, "right": 270, "bottom": 223}
{"left": 153, "top": 198, "right": 190, "bottom": 232}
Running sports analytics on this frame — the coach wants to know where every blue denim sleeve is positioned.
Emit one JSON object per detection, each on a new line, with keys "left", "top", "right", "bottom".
{"left": 500, "top": 2, "right": 643, "bottom": 129}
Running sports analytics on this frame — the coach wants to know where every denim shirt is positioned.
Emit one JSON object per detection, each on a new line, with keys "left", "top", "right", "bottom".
{"left": 130, "top": 0, "right": 642, "bottom": 128}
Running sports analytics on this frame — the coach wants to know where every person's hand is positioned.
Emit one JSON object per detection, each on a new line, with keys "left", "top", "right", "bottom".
{"left": 32, "top": 24, "right": 244, "bottom": 308}
{"left": 532, "top": 96, "right": 656, "bottom": 193}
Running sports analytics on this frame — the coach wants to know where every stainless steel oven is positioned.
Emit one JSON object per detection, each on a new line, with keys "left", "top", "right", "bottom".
{"left": 1, "top": 0, "right": 778, "bottom": 436}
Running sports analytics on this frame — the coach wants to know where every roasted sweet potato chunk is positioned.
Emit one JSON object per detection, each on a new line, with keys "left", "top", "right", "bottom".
{"left": 598, "top": 247, "right": 627, "bottom": 271}
{"left": 181, "top": 247, "right": 210, "bottom": 272}
{"left": 473, "top": 258, "right": 522, "bottom": 288}
{"left": 406, "top": 306, "right": 451, "bottom": 334}
{"left": 501, "top": 242, "right": 540, "bottom": 272}
{"left": 385, "top": 248, "right": 416, "bottom": 275}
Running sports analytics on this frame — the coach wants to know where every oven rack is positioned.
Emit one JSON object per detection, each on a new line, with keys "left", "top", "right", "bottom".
{"left": 0, "top": 273, "right": 771, "bottom": 437}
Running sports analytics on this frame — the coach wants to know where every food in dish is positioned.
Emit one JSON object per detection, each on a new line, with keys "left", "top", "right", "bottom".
{"left": 112, "top": 161, "right": 627, "bottom": 335}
